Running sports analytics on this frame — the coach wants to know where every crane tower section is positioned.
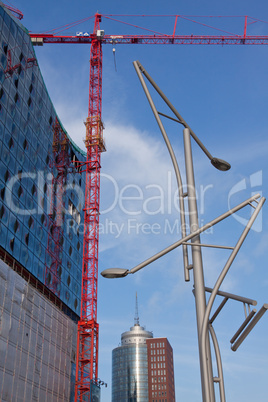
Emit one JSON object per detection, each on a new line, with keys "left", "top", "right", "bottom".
{"left": 75, "top": 13, "right": 106, "bottom": 401}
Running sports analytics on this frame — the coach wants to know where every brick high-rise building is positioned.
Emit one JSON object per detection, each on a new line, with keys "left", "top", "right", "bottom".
{"left": 146, "top": 338, "right": 175, "bottom": 402}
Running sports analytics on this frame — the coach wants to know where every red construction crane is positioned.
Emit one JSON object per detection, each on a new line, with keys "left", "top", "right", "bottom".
{"left": 29, "top": 13, "right": 268, "bottom": 401}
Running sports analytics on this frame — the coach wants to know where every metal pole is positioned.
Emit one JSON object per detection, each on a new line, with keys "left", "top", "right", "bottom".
{"left": 231, "top": 304, "right": 268, "bottom": 351}
{"left": 134, "top": 60, "right": 214, "bottom": 161}
{"left": 209, "top": 324, "right": 226, "bottom": 402}
{"left": 200, "top": 196, "right": 265, "bottom": 400}
{"left": 183, "top": 127, "right": 215, "bottom": 402}
{"left": 133, "top": 60, "right": 190, "bottom": 280}
{"left": 205, "top": 287, "right": 257, "bottom": 306}
{"left": 230, "top": 310, "right": 257, "bottom": 345}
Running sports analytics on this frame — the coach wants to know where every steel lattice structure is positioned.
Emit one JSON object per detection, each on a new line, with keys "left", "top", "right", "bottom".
{"left": 28, "top": 12, "right": 268, "bottom": 401}
{"left": 30, "top": 33, "right": 268, "bottom": 46}
{"left": 45, "top": 118, "right": 70, "bottom": 297}
{"left": 74, "top": 14, "right": 106, "bottom": 400}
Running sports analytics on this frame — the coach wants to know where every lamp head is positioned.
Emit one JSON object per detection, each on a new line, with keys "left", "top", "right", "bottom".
{"left": 211, "top": 157, "right": 231, "bottom": 171}
{"left": 101, "top": 268, "right": 129, "bottom": 278}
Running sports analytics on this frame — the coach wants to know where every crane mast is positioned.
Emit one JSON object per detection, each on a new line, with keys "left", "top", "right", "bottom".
{"left": 75, "top": 13, "right": 105, "bottom": 400}
{"left": 28, "top": 13, "right": 268, "bottom": 401}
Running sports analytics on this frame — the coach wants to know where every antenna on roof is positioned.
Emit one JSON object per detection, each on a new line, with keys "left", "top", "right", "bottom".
{"left": 134, "top": 292, "right": 140, "bottom": 326}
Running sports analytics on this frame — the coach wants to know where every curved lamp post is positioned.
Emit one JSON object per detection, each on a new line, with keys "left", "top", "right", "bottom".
{"left": 101, "top": 61, "right": 267, "bottom": 401}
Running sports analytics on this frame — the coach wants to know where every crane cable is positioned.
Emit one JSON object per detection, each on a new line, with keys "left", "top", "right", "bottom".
{"left": 113, "top": 47, "right": 117, "bottom": 72}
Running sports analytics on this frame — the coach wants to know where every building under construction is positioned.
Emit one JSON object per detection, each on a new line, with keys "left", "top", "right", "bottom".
{"left": 0, "top": 4, "right": 86, "bottom": 400}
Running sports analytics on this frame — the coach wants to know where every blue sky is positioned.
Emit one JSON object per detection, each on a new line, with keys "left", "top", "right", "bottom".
{"left": 7, "top": 0, "right": 268, "bottom": 400}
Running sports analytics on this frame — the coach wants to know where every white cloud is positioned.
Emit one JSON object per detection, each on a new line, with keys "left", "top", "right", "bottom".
{"left": 102, "top": 121, "right": 178, "bottom": 184}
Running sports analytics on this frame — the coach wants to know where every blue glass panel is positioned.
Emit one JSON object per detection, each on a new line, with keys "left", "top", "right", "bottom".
{"left": 5, "top": 111, "right": 13, "bottom": 132}
{"left": 25, "top": 192, "right": 35, "bottom": 212}
{"left": 33, "top": 235, "right": 42, "bottom": 259}
{"left": 8, "top": 210, "right": 17, "bottom": 234}
{"left": 32, "top": 255, "right": 39, "bottom": 278}
{"left": 0, "top": 161, "right": 6, "bottom": 184}
{"left": 0, "top": 202, "right": 9, "bottom": 225}
{"left": 5, "top": 229, "right": 15, "bottom": 256}
{"left": 26, "top": 249, "right": 33, "bottom": 272}
{"left": 27, "top": 230, "right": 35, "bottom": 251}
{"left": 0, "top": 118, "right": 4, "bottom": 146}
{"left": 8, "top": 84, "right": 16, "bottom": 102}
{"left": 61, "top": 284, "right": 71, "bottom": 306}
{"left": 2, "top": 141, "right": 10, "bottom": 166}
{"left": 2, "top": 22, "right": 9, "bottom": 42}
{"left": 16, "top": 29, "right": 23, "bottom": 48}
{"left": 20, "top": 151, "right": 29, "bottom": 172}
{"left": 0, "top": 5, "right": 4, "bottom": 23}
{"left": 20, "top": 243, "right": 29, "bottom": 266}
{"left": 21, "top": 100, "right": 28, "bottom": 119}
{"left": 13, "top": 236, "right": 21, "bottom": 260}
{"left": 69, "top": 291, "right": 75, "bottom": 311}
{"left": 39, "top": 243, "right": 46, "bottom": 263}
{"left": 36, "top": 259, "right": 44, "bottom": 282}
{"left": 7, "top": 154, "right": 16, "bottom": 176}
{"left": 0, "top": 222, "right": 7, "bottom": 248}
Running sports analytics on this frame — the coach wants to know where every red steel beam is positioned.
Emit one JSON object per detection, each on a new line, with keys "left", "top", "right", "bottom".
{"left": 30, "top": 33, "right": 268, "bottom": 45}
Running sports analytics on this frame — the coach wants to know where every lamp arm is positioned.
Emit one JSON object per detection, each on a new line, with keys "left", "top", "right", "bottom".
{"left": 129, "top": 193, "right": 261, "bottom": 275}
{"left": 134, "top": 60, "right": 214, "bottom": 161}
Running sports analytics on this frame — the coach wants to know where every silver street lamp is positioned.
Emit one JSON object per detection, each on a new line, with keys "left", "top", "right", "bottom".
{"left": 101, "top": 61, "right": 267, "bottom": 401}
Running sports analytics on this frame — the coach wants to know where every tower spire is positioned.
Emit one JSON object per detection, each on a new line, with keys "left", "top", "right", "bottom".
{"left": 134, "top": 292, "right": 139, "bottom": 326}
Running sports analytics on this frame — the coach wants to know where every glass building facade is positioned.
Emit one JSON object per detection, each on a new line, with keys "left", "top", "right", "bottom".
{"left": 112, "top": 323, "right": 153, "bottom": 401}
{"left": 0, "top": 3, "right": 86, "bottom": 315}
